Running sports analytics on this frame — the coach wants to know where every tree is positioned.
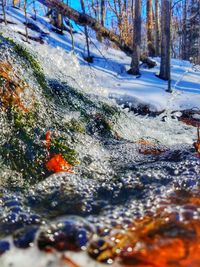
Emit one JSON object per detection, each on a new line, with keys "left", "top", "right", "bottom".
{"left": 1, "top": 0, "right": 7, "bottom": 25}
{"left": 129, "top": 0, "right": 141, "bottom": 75}
{"left": 155, "top": 0, "right": 160, "bottom": 56}
{"left": 51, "top": 9, "right": 63, "bottom": 32}
{"left": 146, "top": 0, "right": 155, "bottom": 56}
{"left": 37, "top": 0, "right": 133, "bottom": 55}
{"left": 187, "top": 0, "right": 200, "bottom": 63}
{"left": 107, "top": 0, "right": 134, "bottom": 46}
{"left": 80, "top": 0, "right": 93, "bottom": 62}
{"left": 159, "top": 0, "right": 171, "bottom": 84}
{"left": 181, "top": 0, "right": 188, "bottom": 59}
{"left": 100, "top": 0, "right": 105, "bottom": 26}
{"left": 24, "top": 0, "right": 29, "bottom": 42}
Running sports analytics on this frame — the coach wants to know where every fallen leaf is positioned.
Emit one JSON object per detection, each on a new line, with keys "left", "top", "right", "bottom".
{"left": 46, "top": 154, "right": 74, "bottom": 173}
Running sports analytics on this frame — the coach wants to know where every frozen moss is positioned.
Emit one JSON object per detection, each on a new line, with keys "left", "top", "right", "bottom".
{"left": 50, "top": 135, "right": 79, "bottom": 166}
{"left": 0, "top": 36, "right": 50, "bottom": 98}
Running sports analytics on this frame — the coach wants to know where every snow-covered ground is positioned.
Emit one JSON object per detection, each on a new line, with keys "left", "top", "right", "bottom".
{"left": 1, "top": 6, "right": 200, "bottom": 112}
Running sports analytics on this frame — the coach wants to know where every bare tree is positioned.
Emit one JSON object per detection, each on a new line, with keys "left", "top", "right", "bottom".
{"left": 100, "top": 0, "right": 105, "bottom": 26}
{"left": 24, "top": 0, "right": 29, "bottom": 42}
{"left": 33, "top": 0, "right": 37, "bottom": 20}
{"left": 181, "top": 0, "right": 188, "bottom": 59}
{"left": 129, "top": 0, "right": 141, "bottom": 75}
{"left": 146, "top": 0, "right": 155, "bottom": 56}
{"left": 80, "top": 0, "right": 93, "bottom": 62}
{"left": 1, "top": 0, "right": 7, "bottom": 25}
{"left": 155, "top": 0, "right": 160, "bottom": 56}
{"left": 159, "top": 0, "right": 171, "bottom": 87}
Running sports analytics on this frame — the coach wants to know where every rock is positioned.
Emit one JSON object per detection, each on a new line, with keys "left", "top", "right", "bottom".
{"left": 0, "top": 240, "right": 10, "bottom": 255}
{"left": 13, "top": 226, "right": 38, "bottom": 249}
{"left": 38, "top": 216, "right": 94, "bottom": 252}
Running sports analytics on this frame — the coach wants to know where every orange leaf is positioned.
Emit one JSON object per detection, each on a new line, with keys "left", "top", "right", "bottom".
{"left": 46, "top": 154, "right": 73, "bottom": 173}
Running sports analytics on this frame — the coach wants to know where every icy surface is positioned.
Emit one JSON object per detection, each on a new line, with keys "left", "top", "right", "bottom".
{"left": 0, "top": 5, "right": 200, "bottom": 267}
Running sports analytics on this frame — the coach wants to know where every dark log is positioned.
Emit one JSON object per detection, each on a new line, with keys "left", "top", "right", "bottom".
{"left": 140, "top": 55, "right": 156, "bottom": 68}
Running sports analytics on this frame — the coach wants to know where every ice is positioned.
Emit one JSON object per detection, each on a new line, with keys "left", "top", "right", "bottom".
{"left": 0, "top": 4, "right": 200, "bottom": 267}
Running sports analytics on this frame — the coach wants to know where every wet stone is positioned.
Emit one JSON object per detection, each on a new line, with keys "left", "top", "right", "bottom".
{"left": 13, "top": 226, "right": 39, "bottom": 249}
{"left": 0, "top": 194, "right": 42, "bottom": 237}
{"left": 37, "top": 217, "right": 94, "bottom": 252}
{"left": 0, "top": 240, "right": 10, "bottom": 255}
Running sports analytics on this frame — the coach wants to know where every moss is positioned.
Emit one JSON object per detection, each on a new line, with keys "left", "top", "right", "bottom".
{"left": 66, "top": 118, "right": 85, "bottom": 134}
{"left": 48, "top": 80, "right": 96, "bottom": 117}
{"left": 86, "top": 113, "right": 114, "bottom": 138}
{"left": 50, "top": 136, "right": 79, "bottom": 166}
{"left": 13, "top": 43, "right": 47, "bottom": 92}
{"left": 12, "top": 107, "right": 37, "bottom": 139}
{"left": 48, "top": 80, "right": 121, "bottom": 123}
{"left": 0, "top": 105, "right": 49, "bottom": 183}
{"left": 101, "top": 103, "right": 120, "bottom": 119}
{"left": 1, "top": 36, "right": 50, "bottom": 98}
{"left": 13, "top": 108, "right": 36, "bottom": 128}
{"left": 1, "top": 133, "right": 48, "bottom": 184}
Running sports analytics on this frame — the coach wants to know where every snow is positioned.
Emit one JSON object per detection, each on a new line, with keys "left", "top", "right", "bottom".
{"left": 1, "top": 5, "right": 200, "bottom": 112}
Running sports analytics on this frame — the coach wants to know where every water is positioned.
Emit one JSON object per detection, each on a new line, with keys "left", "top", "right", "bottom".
{"left": 0, "top": 35, "right": 200, "bottom": 266}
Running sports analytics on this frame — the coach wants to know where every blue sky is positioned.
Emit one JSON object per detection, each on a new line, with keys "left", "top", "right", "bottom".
{"left": 71, "top": 1, "right": 81, "bottom": 9}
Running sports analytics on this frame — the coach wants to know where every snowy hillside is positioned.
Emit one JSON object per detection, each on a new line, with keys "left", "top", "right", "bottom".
{"left": 1, "top": 5, "right": 200, "bottom": 112}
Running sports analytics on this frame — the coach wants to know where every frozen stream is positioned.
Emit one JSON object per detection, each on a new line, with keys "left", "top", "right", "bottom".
{"left": 0, "top": 35, "right": 200, "bottom": 267}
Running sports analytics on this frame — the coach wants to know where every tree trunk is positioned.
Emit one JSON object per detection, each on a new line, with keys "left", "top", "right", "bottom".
{"left": 131, "top": 0, "right": 134, "bottom": 23}
{"left": 96, "top": 0, "right": 105, "bottom": 42}
{"left": 51, "top": 9, "right": 63, "bottom": 31}
{"left": 12, "top": 0, "right": 17, "bottom": 7}
{"left": 37, "top": 0, "right": 133, "bottom": 55}
{"left": 80, "top": 0, "right": 92, "bottom": 61}
{"left": 159, "top": 0, "right": 171, "bottom": 81}
{"left": 182, "top": 0, "right": 188, "bottom": 60}
{"left": 24, "top": 0, "right": 29, "bottom": 42}
{"left": 33, "top": 0, "right": 37, "bottom": 20}
{"left": 1, "top": 0, "right": 7, "bottom": 25}
{"left": 146, "top": 0, "right": 155, "bottom": 57}
{"left": 129, "top": 0, "right": 141, "bottom": 75}
{"left": 155, "top": 0, "right": 160, "bottom": 56}
{"left": 100, "top": 0, "right": 105, "bottom": 26}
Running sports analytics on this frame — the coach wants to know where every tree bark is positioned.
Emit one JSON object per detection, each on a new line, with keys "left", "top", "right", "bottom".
{"left": 1, "top": 0, "right": 7, "bottom": 25}
{"left": 51, "top": 9, "right": 63, "bottom": 31}
{"left": 155, "top": 0, "right": 160, "bottom": 56}
{"left": 159, "top": 0, "right": 171, "bottom": 81}
{"left": 182, "top": 0, "right": 188, "bottom": 60}
{"left": 146, "top": 0, "right": 155, "bottom": 57}
{"left": 24, "top": 0, "right": 29, "bottom": 42}
{"left": 100, "top": 0, "right": 105, "bottom": 26}
{"left": 37, "top": 0, "right": 133, "bottom": 55}
{"left": 80, "top": 0, "right": 92, "bottom": 61}
{"left": 129, "top": 0, "right": 141, "bottom": 75}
